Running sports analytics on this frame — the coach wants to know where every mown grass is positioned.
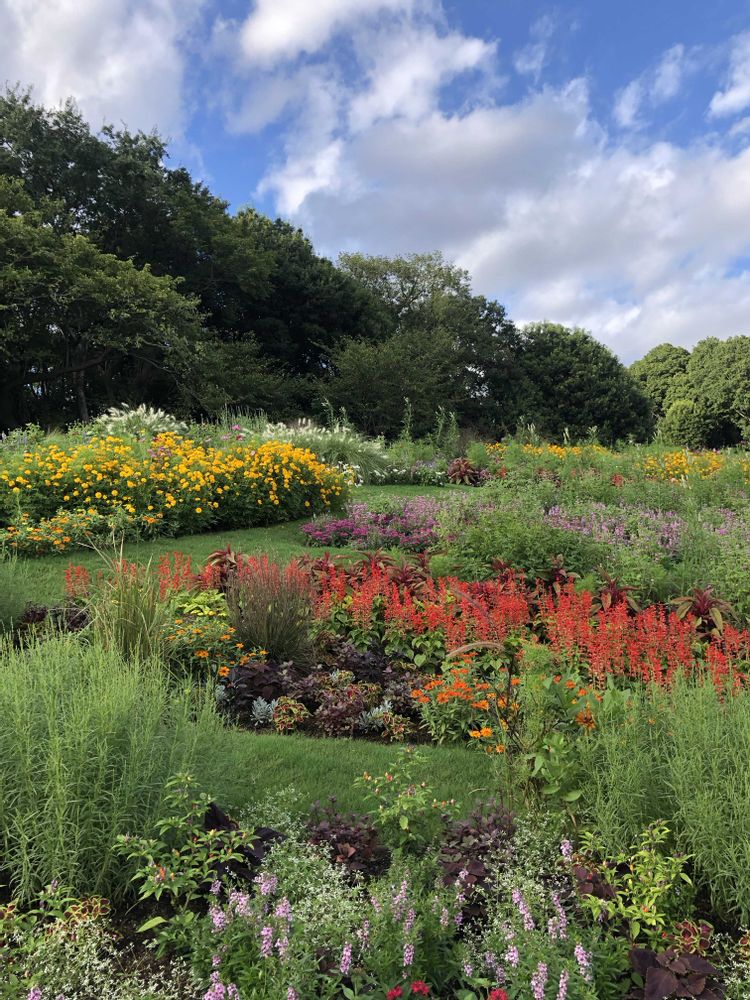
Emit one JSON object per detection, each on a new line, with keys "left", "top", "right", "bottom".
{"left": 204, "top": 730, "right": 498, "bottom": 817}
{"left": 0, "top": 485, "right": 466, "bottom": 624}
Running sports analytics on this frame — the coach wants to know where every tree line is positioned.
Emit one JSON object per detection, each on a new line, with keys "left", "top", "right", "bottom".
{"left": 0, "top": 89, "right": 745, "bottom": 445}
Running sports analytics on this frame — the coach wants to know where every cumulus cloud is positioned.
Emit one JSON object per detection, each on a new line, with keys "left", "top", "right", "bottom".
{"left": 239, "top": 0, "right": 424, "bottom": 65}
{"left": 0, "top": 0, "right": 205, "bottom": 136}
{"left": 709, "top": 31, "right": 750, "bottom": 118}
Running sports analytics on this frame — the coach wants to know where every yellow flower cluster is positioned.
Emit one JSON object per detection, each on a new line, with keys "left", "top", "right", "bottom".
{"left": 521, "top": 443, "right": 612, "bottom": 459}
{"left": 0, "top": 433, "right": 350, "bottom": 546}
{"left": 641, "top": 450, "right": 725, "bottom": 481}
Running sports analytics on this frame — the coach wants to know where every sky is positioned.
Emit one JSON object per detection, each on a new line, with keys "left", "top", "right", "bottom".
{"left": 2, "top": 1, "right": 750, "bottom": 362}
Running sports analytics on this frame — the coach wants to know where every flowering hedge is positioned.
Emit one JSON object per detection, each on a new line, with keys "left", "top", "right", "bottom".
{"left": 0, "top": 433, "right": 349, "bottom": 553}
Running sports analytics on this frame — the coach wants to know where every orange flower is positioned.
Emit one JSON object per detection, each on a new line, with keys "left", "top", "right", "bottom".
{"left": 217, "top": 666, "right": 230, "bottom": 678}
{"left": 195, "top": 649, "right": 210, "bottom": 659}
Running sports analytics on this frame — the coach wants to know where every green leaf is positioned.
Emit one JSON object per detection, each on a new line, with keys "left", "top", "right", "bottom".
{"left": 399, "top": 814, "right": 409, "bottom": 830}
{"left": 630, "top": 919, "right": 641, "bottom": 940}
{"left": 562, "top": 789, "right": 583, "bottom": 802}
{"left": 137, "top": 915, "right": 167, "bottom": 933}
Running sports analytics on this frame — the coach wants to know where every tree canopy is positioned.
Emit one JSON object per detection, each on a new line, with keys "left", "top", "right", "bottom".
{"left": 2, "top": 86, "right": 734, "bottom": 444}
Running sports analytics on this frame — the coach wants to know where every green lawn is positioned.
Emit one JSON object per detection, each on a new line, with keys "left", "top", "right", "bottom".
{"left": 201, "top": 730, "right": 500, "bottom": 817}
{"left": 0, "top": 484, "right": 467, "bottom": 624}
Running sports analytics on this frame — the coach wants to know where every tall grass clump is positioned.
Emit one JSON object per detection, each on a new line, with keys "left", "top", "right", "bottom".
{"left": 578, "top": 677, "right": 750, "bottom": 924}
{"left": 227, "top": 556, "right": 314, "bottom": 666}
{"left": 0, "top": 635, "right": 223, "bottom": 902}
{"left": 90, "top": 551, "right": 170, "bottom": 661}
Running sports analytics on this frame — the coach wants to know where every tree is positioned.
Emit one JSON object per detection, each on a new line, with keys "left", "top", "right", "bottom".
{"left": 684, "top": 336, "right": 750, "bottom": 445}
{"left": 516, "top": 323, "right": 653, "bottom": 442}
{"left": 336, "top": 252, "right": 522, "bottom": 433}
{"left": 659, "top": 399, "right": 712, "bottom": 448}
{"left": 0, "top": 177, "right": 203, "bottom": 426}
{"left": 324, "top": 326, "right": 461, "bottom": 437}
{"left": 630, "top": 343, "right": 690, "bottom": 418}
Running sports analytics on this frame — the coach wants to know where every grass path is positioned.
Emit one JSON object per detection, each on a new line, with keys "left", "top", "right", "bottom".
{"left": 0, "top": 484, "right": 467, "bottom": 623}
{"left": 205, "top": 731, "right": 500, "bottom": 816}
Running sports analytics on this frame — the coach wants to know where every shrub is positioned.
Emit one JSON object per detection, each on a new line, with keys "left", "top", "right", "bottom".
{"left": 659, "top": 400, "right": 712, "bottom": 449}
{"left": 226, "top": 557, "right": 314, "bottom": 666}
{"left": 0, "top": 636, "right": 223, "bottom": 902}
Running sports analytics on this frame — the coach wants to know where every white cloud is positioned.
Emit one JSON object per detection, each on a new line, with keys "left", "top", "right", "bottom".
{"left": 513, "top": 14, "right": 556, "bottom": 83}
{"left": 0, "top": 0, "right": 205, "bottom": 136}
{"left": 349, "top": 27, "right": 495, "bottom": 130}
{"left": 709, "top": 31, "right": 750, "bottom": 118}
{"left": 613, "top": 79, "right": 645, "bottom": 129}
{"left": 239, "top": 0, "right": 423, "bottom": 65}
{"left": 613, "top": 44, "right": 688, "bottom": 129}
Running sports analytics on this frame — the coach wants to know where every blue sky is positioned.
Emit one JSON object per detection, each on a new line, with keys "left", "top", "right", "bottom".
{"left": 3, "top": 0, "right": 750, "bottom": 361}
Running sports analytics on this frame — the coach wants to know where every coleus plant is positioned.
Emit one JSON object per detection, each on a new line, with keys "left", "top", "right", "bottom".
{"left": 628, "top": 948, "right": 724, "bottom": 1000}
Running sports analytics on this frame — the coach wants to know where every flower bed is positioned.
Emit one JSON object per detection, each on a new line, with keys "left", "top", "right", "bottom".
{"left": 0, "top": 433, "right": 349, "bottom": 553}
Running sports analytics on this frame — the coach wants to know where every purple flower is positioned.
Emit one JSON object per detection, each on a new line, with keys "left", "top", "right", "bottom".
{"left": 260, "top": 925, "right": 274, "bottom": 958}
{"left": 340, "top": 942, "right": 353, "bottom": 976}
{"left": 274, "top": 897, "right": 293, "bottom": 922}
{"left": 403, "top": 907, "right": 416, "bottom": 934}
{"left": 560, "top": 839, "right": 573, "bottom": 860}
{"left": 403, "top": 942, "right": 415, "bottom": 968}
{"left": 556, "top": 970, "right": 569, "bottom": 1000}
{"left": 287, "top": 990, "right": 298, "bottom": 1000}
{"left": 463, "top": 960, "right": 474, "bottom": 977}
{"left": 531, "top": 961, "right": 548, "bottom": 1000}
{"left": 511, "top": 888, "right": 535, "bottom": 931}
{"left": 357, "top": 919, "right": 370, "bottom": 950}
{"left": 505, "top": 945, "right": 520, "bottom": 968}
{"left": 574, "top": 943, "right": 592, "bottom": 982}
{"left": 210, "top": 906, "right": 227, "bottom": 932}
{"left": 27, "top": 990, "right": 43, "bottom": 1000}
{"left": 255, "top": 872, "right": 278, "bottom": 897}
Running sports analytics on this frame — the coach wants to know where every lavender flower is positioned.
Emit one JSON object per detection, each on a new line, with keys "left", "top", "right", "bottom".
{"left": 560, "top": 839, "right": 573, "bottom": 860}
{"left": 403, "top": 907, "right": 416, "bottom": 934}
{"left": 531, "top": 961, "right": 548, "bottom": 1000}
{"left": 274, "top": 897, "right": 293, "bottom": 922}
{"left": 557, "top": 969, "right": 569, "bottom": 1000}
{"left": 463, "top": 960, "right": 474, "bottom": 977}
{"left": 511, "top": 888, "right": 535, "bottom": 931}
{"left": 357, "top": 919, "right": 370, "bottom": 950}
{"left": 260, "top": 925, "right": 274, "bottom": 958}
{"left": 403, "top": 942, "right": 415, "bottom": 968}
{"left": 505, "top": 945, "right": 520, "bottom": 968}
{"left": 340, "top": 942, "right": 353, "bottom": 976}
{"left": 574, "top": 943, "right": 592, "bottom": 982}
{"left": 209, "top": 906, "right": 227, "bottom": 933}
{"left": 255, "top": 872, "right": 278, "bottom": 897}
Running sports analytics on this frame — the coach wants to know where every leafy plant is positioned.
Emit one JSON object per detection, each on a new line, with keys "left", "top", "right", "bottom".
{"left": 272, "top": 696, "right": 310, "bottom": 734}
{"left": 628, "top": 948, "right": 724, "bottom": 1000}
{"left": 447, "top": 458, "right": 483, "bottom": 486}
{"left": 307, "top": 798, "right": 387, "bottom": 878}
{"left": 92, "top": 403, "right": 188, "bottom": 438}
{"left": 576, "top": 823, "right": 694, "bottom": 947}
{"left": 356, "top": 747, "right": 457, "bottom": 854}
{"left": 438, "top": 799, "right": 515, "bottom": 915}
{"left": 671, "top": 586, "right": 733, "bottom": 639}
{"left": 114, "top": 774, "right": 252, "bottom": 954}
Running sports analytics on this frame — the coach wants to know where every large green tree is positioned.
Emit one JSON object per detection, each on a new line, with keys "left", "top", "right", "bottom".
{"left": 0, "top": 177, "right": 203, "bottom": 426}
{"left": 516, "top": 323, "right": 653, "bottom": 442}
{"left": 683, "top": 336, "right": 750, "bottom": 445}
{"left": 630, "top": 343, "right": 690, "bottom": 418}
{"left": 335, "top": 252, "right": 522, "bottom": 434}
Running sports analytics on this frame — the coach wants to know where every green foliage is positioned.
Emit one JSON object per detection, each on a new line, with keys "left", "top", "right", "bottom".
{"left": 577, "top": 823, "right": 694, "bottom": 946}
{"left": 0, "top": 635, "right": 224, "bottom": 902}
{"left": 659, "top": 399, "right": 712, "bottom": 448}
{"left": 515, "top": 323, "right": 654, "bottom": 443}
{"left": 356, "top": 747, "right": 457, "bottom": 854}
{"left": 630, "top": 344, "right": 691, "bottom": 419}
{"left": 578, "top": 679, "right": 750, "bottom": 925}
{"left": 115, "top": 774, "right": 251, "bottom": 954}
